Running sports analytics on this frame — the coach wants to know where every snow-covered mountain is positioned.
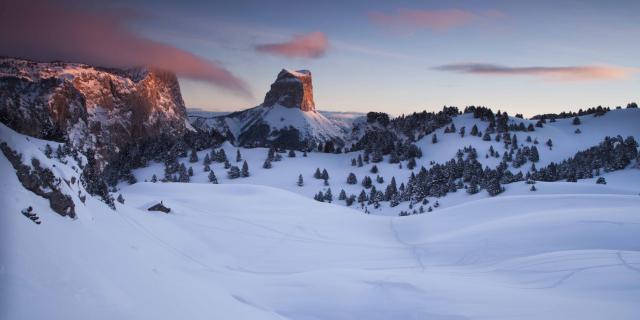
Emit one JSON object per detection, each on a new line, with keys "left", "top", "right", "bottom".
{"left": 190, "top": 69, "right": 347, "bottom": 149}
{"left": 0, "top": 57, "right": 191, "bottom": 166}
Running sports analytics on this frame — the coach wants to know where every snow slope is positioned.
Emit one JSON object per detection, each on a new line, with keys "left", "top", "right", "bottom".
{"left": 2, "top": 163, "right": 640, "bottom": 319}
{"left": 2, "top": 109, "right": 640, "bottom": 319}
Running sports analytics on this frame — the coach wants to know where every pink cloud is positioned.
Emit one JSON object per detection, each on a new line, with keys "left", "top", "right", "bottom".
{"left": 0, "top": 0, "right": 250, "bottom": 96}
{"left": 368, "top": 8, "right": 503, "bottom": 32}
{"left": 255, "top": 32, "right": 329, "bottom": 58}
{"left": 434, "top": 63, "right": 635, "bottom": 81}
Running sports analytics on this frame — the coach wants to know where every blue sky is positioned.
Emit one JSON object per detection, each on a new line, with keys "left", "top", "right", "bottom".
{"left": 4, "top": 0, "right": 639, "bottom": 116}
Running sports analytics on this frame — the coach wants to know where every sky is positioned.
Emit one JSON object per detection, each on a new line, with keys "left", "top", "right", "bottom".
{"left": 1, "top": 0, "right": 639, "bottom": 117}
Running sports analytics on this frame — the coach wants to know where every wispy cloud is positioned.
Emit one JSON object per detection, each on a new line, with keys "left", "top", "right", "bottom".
{"left": 0, "top": 0, "right": 251, "bottom": 96}
{"left": 368, "top": 8, "right": 504, "bottom": 33}
{"left": 434, "top": 63, "right": 635, "bottom": 81}
{"left": 255, "top": 32, "right": 329, "bottom": 58}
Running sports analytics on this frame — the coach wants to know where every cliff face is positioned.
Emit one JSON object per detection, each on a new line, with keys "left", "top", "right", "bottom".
{"left": 263, "top": 69, "right": 315, "bottom": 112}
{"left": 0, "top": 58, "right": 189, "bottom": 164}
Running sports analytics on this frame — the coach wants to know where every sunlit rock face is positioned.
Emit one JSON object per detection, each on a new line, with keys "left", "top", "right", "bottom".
{"left": 263, "top": 69, "right": 315, "bottom": 112}
{"left": 0, "top": 57, "right": 189, "bottom": 164}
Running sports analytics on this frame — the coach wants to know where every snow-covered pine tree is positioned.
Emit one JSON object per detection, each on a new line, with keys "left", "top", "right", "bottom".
{"left": 297, "top": 174, "right": 304, "bottom": 186}
{"left": 288, "top": 150, "right": 296, "bottom": 157}
{"left": 321, "top": 169, "right": 329, "bottom": 180}
{"left": 324, "top": 188, "right": 333, "bottom": 203}
{"left": 347, "top": 173, "right": 357, "bottom": 184}
{"left": 432, "top": 134, "right": 438, "bottom": 144}
{"left": 208, "top": 170, "right": 218, "bottom": 183}
{"left": 338, "top": 189, "right": 346, "bottom": 200}
{"left": 358, "top": 190, "right": 368, "bottom": 203}
{"left": 470, "top": 124, "right": 478, "bottom": 136}
{"left": 227, "top": 166, "right": 240, "bottom": 179}
{"left": 314, "top": 168, "right": 322, "bottom": 179}
{"left": 236, "top": 149, "right": 242, "bottom": 162}
{"left": 370, "top": 165, "right": 378, "bottom": 173}
{"left": 263, "top": 158, "right": 272, "bottom": 169}
{"left": 241, "top": 160, "right": 249, "bottom": 177}
{"left": 572, "top": 116, "right": 581, "bottom": 125}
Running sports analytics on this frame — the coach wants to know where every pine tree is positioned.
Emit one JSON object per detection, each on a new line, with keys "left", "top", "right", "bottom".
{"left": 314, "top": 168, "right": 322, "bottom": 179}
{"left": 288, "top": 150, "right": 296, "bottom": 157}
{"left": 227, "top": 166, "right": 240, "bottom": 179}
{"left": 470, "top": 124, "right": 478, "bottom": 136}
{"left": 530, "top": 185, "right": 537, "bottom": 191}
{"left": 370, "top": 165, "right": 378, "bottom": 174}
{"left": 347, "top": 173, "right": 358, "bottom": 184}
{"left": 358, "top": 190, "right": 368, "bottom": 203}
{"left": 596, "top": 177, "right": 606, "bottom": 184}
{"left": 351, "top": 158, "right": 357, "bottom": 166}
{"left": 303, "top": 150, "right": 308, "bottom": 157}
{"left": 263, "top": 158, "right": 272, "bottom": 169}
{"left": 324, "top": 188, "right": 333, "bottom": 203}
{"left": 224, "top": 159, "right": 231, "bottom": 169}
{"left": 529, "top": 146, "right": 539, "bottom": 162}
{"left": 236, "top": 149, "right": 242, "bottom": 162}
{"left": 241, "top": 160, "right": 249, "bottom": 177}
{"left": 321, "top": 169, "right": 329, "bottom": 180}
{"left": 151, "top": 174, "right": 158, "bottom": 183}
{"left": 189, "top": 149, "right": 198, "bottom": 163}
{"left": 482, "top": 131, "right": 491, "bottom": 141}
{"left": 407, "top": 158, "right": 416, "bottom": 170}
{"left": 297, "top": 174, "right": 304, "bottom": 186}
{"left": 338, "top": 189, "right": 347, "bottom": 200}
{"left": 217, "top": 149, "right": 228, "bottom": 163}
{"left": 44, "top": 144, "right": 53, "bottom": 158}
{"left": 546, "top": 139, "right": 553, "bottom": 149}
{"left": 361, "top": 176, "right": 373, "bottom": 189}
{"left": 314, "top": 191, "right": 324, "bottom": 202}
{"left": 357, "top": 154, "right": 363, "bottom": 167}
{"left": 572, "top": 116, "right": 581, "bottom": 125}
{"left": 432, "top": 134, "right": 438, "bottom": 144}
{"left": 208, "top": 170, "right": 218, "bottom": 183}
{"left": 459, "top": 126, "right": 466, "bottom": 137}
{"left": 188, "top": 166, "right": 193, "bottom": 176}
{"left": 117, "top": 194, "right": 125, "bottom": 204}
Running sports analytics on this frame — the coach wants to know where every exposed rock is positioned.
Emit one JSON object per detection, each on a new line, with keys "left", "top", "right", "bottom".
{"left": 263, "top": 69, "right": 315, "bottom": 112}
{"left": 189, "top": 69, "right": 345, "bottom": 150}
{"left": 0, "top": 142, "right": 75, "bottom": 218}
{"left": 0, "top": 57, "right": 190, "bottom": 168}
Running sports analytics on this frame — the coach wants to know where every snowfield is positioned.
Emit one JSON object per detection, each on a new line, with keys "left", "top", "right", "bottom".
{"left": 1, "top": 109, "right": 640, "bottom": 319}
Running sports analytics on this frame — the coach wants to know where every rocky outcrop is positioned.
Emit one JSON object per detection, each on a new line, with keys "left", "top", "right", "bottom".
{"left": 263, "top": 69, "right": 315, "bottom": 112}
{"left": 0, "top": 57, "right": 190, "bottom": 167}
{"left": 189, "top": 69, "right": 345, "bottom": 150}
